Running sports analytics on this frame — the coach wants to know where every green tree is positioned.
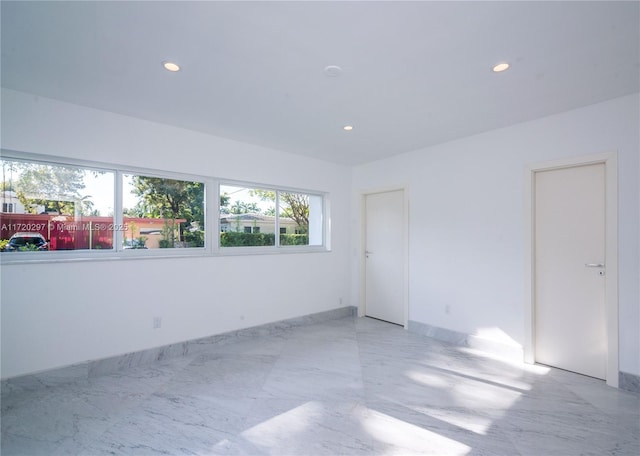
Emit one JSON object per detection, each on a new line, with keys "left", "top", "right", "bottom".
{"left": 14, "top": 162, "right": 89, "bottom": 215}
{"left": 220, "top": 192, "right": 231, "bottom": 214}
{"left": 128, "top": 176, "right": 205, "bottom": 246}
{"left": 123, "top": 201, "right": 148, "bottom": 218}
{"left": 228, "top": 200, "right": 260, "bottom": 215}
{"left": 250, "top": 189, "right": 309, "bottom": 231}
{"left": 280, "top": 192, "right": 309, "bottom": 232}
{"left": 1, "top": 159, "right": 19, "bottom": 192}
{"left": 0, "top": 181, "right": 15, "bottom": 192}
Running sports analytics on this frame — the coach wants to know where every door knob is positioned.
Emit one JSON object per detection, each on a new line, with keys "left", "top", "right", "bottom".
{"left": 584, "top": 263, "right": 605, "bottom": 268}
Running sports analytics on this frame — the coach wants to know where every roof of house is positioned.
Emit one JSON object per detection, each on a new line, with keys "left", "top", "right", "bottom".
{"left": 220, "top": 213, "right": 296, "bottom": 224}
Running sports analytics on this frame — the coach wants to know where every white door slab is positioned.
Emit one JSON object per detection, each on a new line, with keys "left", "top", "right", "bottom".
{"left": 365, "top": 190, "right": 405, "bottom": 325}
{"left": 534, "top": 163, "right": 606, "bottom": 379}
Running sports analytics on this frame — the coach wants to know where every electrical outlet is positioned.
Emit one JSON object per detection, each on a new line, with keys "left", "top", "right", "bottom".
{"left": 153, "top": 317, "right": 162, "bottom": 329}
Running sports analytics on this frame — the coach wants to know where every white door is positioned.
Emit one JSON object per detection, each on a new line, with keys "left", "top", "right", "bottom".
{"left": 365, "top": 190, "right": 405, "bottom": 325}
{"left": 534, "top": 163, "right": 606, "bottom": 379}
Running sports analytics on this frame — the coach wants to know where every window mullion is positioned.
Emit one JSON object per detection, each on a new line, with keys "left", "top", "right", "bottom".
{"left": 275, "top": 190, "right": 280, "bottom": 247}
{"left": 209, "top": 178, "right": 218, "bottom": 253}
{"left": 114, "top": 171, "right": 124, "bottom": 251}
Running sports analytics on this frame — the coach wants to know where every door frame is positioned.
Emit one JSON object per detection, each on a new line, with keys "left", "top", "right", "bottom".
{"left": 360, "top": 187, "right": 409, "bottom": 328}
{"left": 524, "top": 152, "right": 618, "bottom": 387}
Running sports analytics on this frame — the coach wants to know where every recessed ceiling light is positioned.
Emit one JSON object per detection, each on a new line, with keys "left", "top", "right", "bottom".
{"left": 163, "top": 61, "right": 181, "bottom": 72}
{"left": 324, "top": 65, "right": 343, "bottom": 77}
{"left": 492, "top": 62, "right": 510, "bottom": 73}
{"left": 343, "top": 125, "right": 353, "bottom": 131}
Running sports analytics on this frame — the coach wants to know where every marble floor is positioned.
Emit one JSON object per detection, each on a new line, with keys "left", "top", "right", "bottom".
{"left": 1, "top": 316, "right": 639, "bottom": 455}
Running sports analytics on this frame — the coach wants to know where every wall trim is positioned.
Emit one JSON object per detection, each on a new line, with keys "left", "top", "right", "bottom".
{"left": 619, "top": 371, "right": 640, "bottom": 394}
{"left": 1, "top": 306, "right": 357, "bottom": 385}
{"left": 407, "top": 320, "right": 524, "bottom": 362}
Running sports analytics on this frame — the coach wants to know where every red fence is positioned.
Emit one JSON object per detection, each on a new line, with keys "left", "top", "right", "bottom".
{"left": 1, "top": 213, "right": 114, "bottom": 250}
{"left": 1, "top": 213, "right": 188, "bottom": 250}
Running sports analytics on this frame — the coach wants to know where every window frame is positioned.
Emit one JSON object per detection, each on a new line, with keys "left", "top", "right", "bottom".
{"left": 118, "top": 170, "right": 210, "bottom": 256}
{"left": 1, "top": 150, "right": 330, "bottom": 264}
{"left": 218, "top": 179, "right": 328, "bottom": 254}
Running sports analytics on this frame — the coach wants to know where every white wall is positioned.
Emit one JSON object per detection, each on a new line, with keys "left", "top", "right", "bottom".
{"left": 0, "top": 88, "right": 353, "bottom": 379}
{"left": 3, "top": 88, "right": 638, "bottom": 380}
{"left": 353, "top": 94, "right": 640, "bottom": 376}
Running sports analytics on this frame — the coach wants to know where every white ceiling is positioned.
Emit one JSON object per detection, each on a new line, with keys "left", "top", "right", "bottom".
{"left": 2, "top": 1, "right": 639, "bottom": 165}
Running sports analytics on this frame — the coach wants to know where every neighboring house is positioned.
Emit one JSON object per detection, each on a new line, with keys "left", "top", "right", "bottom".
{"left": 0, "top": 191, "right": 26, "bottom": 214}
{"left": 124, "top": 216, "right": 186, "bottom": 249}
{"left": 220, "top": 213, "right": 302, "bottom": 234}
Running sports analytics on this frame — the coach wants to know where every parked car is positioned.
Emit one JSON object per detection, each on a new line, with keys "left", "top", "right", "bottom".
{"left": 123, "top": 238, "right": 147, "bottom": 249}
{"left": 5, "top": 232, "right": 49, "bottom": 251}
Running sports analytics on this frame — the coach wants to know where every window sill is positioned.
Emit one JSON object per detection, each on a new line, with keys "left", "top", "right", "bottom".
{"left": 0, "top": 246, "right": 330, "bottom": 265}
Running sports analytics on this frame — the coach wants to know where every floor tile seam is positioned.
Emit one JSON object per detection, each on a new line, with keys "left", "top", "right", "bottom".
{"left": 485, "top": 410, "right": 637, "bottom": 438}
{"left": 168, "top": 336, "right": 286, "bottom": 392}
{"left": 345, "top": 318, "right": 370, "bottom": 403}
{"left": 73, "top": 393, "right": 248, "bottom": 454}
{"left": 524, "top": 380, "right": 617, "bottom": 417}
{"left": 1, "top": 407, "right": 126, "bottom": 455}
{"left": 117, "top": 358, "right": 202, "bottom": 400}
{"left": 3, "top": 384, "right": 149, "bottom": 438}
{"left": 253, "top": 322, "right": 367, "bottom": 400}
{"left": 188, "top": 352, "right": 282, "bottom": 366}
{"left": 465, "top": 398, "right": 625, "bottom": 424}
{"left": 1, "top": 428, "right": 68, "bottom": 448}
{"left": 241, "top": 330, "right": 304, "bottom": 421}
{"left": 498, "top": 422, "right": 635, "bottom": 455}
{"left": 567, "top": 391, "right": 640, "bottom": 416}
{"left": 160, "top": 320, "right": 360, "bottom": 413}
{"left": 63, "top": 392, "right": 174, "bottom": 454}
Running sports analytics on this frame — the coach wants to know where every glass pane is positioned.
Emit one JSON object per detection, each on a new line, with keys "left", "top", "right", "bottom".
{"left": 219, "top": 185, "right": 275, "bottom": 247}
{"left": 279, "top": 191, "right": 317, "bottom": 246}
{"left": 123, "top": 174, "right": 205, "bottom": 249}
{"left": 1, "top": 159, "right": 114, "bottom": 252}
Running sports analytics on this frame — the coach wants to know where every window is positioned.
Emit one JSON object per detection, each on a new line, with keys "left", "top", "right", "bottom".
{"left": 1, "top": 151, "right": 327, "bottom": 260}
{"left": 1, "top": 158, "right": 115, "bottom": 252}
{"left": 278, "top": 191, "right": 324, "bottom": 246}
{"left": 219, "top": 185, "right": 276, "bottom": 247}
{"left": 123, "top": 174, "right": 205, "bottom": 249}
{"left": 219, "top": 183, "right": 324, "bottom": 249}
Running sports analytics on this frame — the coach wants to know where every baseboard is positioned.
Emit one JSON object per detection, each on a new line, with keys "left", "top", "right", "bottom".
{"left": 619, "top": 371, "right": 640, "bottom": 394}
{"left": 407, "top": 320, "right": 524, "bottom": 362}
{"left": 1, "top": 306, "right": 357, "bottom": 386}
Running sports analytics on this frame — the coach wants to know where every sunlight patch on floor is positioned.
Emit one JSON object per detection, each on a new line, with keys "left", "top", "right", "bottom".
{"left": 406, "top": 370, "right": 450, "bottom": 389}
{"left": 473, "top": 327, "right": 521, "bottom": 347}
{"left": 522, "top": 363, "right": 551, "bottom": 375}
{"left": 240, "top": 401, "right": 322, "bottom": 449}
{"left": 455, "top": 346, "right": 523, "bottom": 365}
{"left": 362, "top": 409, "right": 471, "bottom": 455}
{"left": 412, "top": 405, "right": 495, "bottom": 436}
{"left": 450, "top": 381, "right": 522, "bottom": 409}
